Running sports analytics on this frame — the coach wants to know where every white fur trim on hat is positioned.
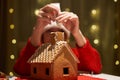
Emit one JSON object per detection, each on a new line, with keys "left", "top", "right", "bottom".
{"left": 43, "top": 21, "right": 70, "bottom": 39}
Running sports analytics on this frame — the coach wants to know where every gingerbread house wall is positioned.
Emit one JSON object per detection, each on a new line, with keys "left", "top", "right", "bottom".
{"left": 30, "top": 51, "right": 78, "bottom": 80}
{"left": 63, "top": 46, "right": 78, "bottom": 73}
{"left": 30, "top": 63, "right": 52, "bottom": 80}
{"left": 52, "top": 51, "right": 78, "bottom": 80}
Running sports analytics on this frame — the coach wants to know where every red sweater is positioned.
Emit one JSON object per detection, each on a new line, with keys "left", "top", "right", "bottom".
{"left": 13, "top": 39, "right": 102, "bottom": 76}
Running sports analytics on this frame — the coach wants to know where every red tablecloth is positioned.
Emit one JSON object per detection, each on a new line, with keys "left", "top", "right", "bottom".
{"left": 78, "top": 75, "right": 105, "bottom": 80}
{"left": 15, "top": 75, "right": 105, "bottom": 80}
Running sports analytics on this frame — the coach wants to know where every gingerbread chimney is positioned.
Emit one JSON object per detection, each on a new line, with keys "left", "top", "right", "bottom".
{"left": 50, "top": 32, "right": 64, "bottom": 45}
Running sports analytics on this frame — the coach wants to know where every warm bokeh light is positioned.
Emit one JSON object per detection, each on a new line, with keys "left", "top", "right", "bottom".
{"left": 91, "top": 9, "right": 97, "bottom": 15}
{"left": 91, "top": 9, "right": 100, "bottom": 18}
{"left": 93, "top": 39, "right": 99, "bottom": 45}
{"left": 91, "top": 25, "right": 97, "bottom": 30}
{"left": 65, "top": 8, "right": 70, "bottom": 12}
{"left": 9, "top": 72, "right": 14, "bottom": 76}
{"left": 10, "top": 24, "right": 15, "bottom": 29}
{"left": 114, "top": 0, "right": 118, "bottom": 2}
{"left": 12, "top": 39, "right": 16, "bottom": 44}
{"left": 114, "top": 44, "right": 119, "bottom": 49}
{"left": 34, "top": 9, "right": 39, "bottom": 16}
{"left": 90, "top": 24, "right": 99, "bottom": 33}
{"left": 115, "top": 60, "right": 119, "bottom": 65}
{"left": 10, "top": 54, "right": 15, "bottom": 60}
{"left": 9, "top": 8, "right": 14, "bottom": 13}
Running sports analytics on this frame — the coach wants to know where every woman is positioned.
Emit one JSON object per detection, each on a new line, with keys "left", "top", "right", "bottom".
{"left": 14, "top": 3, "right": 102, "bottom": 76}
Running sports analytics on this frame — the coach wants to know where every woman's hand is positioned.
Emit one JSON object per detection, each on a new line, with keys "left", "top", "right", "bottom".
{"left": 30, "top": 3, "right": 61, "bottom": 46}
{"left": 56, "top": 12, "right": 86, "bottom": 47}
{"left": 36, "top": 3, "right": 61, "bottom": 30}
{"left": 40, "top": 3, "right": 60, "bottom": 20}
{"left": 56, "top": 12, "right": 80, "bottom": 36}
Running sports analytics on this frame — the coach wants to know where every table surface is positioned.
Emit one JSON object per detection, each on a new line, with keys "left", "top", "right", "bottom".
{"left": 3, "top": 73, "right": 120, "bottom": 80}
{"left": 80, "top": 73, "right": 120, "bottom": 80}
{"left": 94, "top": 73, "right": 120, "bottom": 80}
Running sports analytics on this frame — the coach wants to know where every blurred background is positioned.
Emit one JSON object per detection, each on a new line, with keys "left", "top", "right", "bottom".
{"left": 0, "top": 0, "right": 120, "bottom": 76}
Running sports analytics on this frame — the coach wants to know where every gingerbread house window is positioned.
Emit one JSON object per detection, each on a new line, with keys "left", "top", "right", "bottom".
{"left": 45, "top": 68, "right": 49, "bottom": 76}
{"left": 33, "top": 67, "right": 37, "bottom": 74}
{"left": 63, "top": 67, "right": 69, "bottom": 75}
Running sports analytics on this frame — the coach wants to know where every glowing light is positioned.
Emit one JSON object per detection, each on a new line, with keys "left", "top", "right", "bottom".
{"left": 9, "top": 8, "right": 14, "bottom": 13}
{"left": 10, "top": 54, "right": 15, "bottom": 60}
{"left": 91, "top": 9, "right": 97, "bottom": 15}
{"left": 90, "top": 24, "right": 99, "bottom": 33}
{"left": 91, "top": 25, "right": 97, "bottom": 30}
{"left": 114, "top": 0, "right": 118, "bottom": 2}
{"left": 34, "top": 9, "right": 39, "bottom": 16}
{"left": 91, "top": 9, "right": 100, "bottom": 18}
{"left": 65, "top": 8, "right": 70, "bottom": 12}
{"left": 115, "top": 60, "right": 119, "bottom": 65}
{"left": 9, "top": 72, "right": 14, "bottom": 76}
{"left": 10, "top": 24, "right": 15, "bottom": 29}
{"left": 114, "top": 44, "right": 118, "bottom": 49}
{"left": 12, "top": 39, "right": 16, "bottom": 44}
{"left": 93, "top": 39, "right": 99, "bottom": 45}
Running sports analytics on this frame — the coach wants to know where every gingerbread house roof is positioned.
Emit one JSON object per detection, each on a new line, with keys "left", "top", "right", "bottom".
{"left": 28, "top": 41, "right": 79, "bottom": 63}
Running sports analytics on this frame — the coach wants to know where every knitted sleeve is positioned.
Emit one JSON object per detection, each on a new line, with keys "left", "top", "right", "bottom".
{"left": 13, "top": 39, "right": 38, "bottom": 76}
{"left": 72, "top": 39, "right": 102, "bottom": 74}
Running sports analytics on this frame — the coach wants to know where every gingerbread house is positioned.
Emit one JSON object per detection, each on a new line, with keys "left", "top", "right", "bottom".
{"left": 28, "top": 32, "right": 80, "bottom": 80}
